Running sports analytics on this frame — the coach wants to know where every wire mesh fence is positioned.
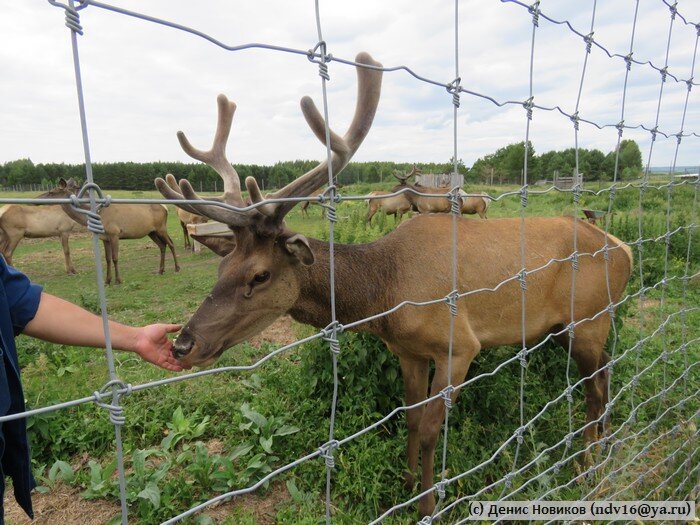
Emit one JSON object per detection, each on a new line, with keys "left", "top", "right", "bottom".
{"left": 1, "top": 0, "right": 698, "bottom": 524}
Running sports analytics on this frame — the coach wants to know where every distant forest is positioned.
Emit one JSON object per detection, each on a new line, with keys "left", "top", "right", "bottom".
{"left": 0, "top": 140, "right": 643, "bottom": 191}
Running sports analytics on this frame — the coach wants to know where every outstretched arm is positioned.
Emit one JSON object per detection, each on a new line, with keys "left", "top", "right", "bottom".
{"left": 22, "top": 292, "right": 184, "bottom": 372}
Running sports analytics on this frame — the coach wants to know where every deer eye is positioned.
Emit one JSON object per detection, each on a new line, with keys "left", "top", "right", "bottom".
{"left": 253, "top": 271, "right": 270, "bottom": 284}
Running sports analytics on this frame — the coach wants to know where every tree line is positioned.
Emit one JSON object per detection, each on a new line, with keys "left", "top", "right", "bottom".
{"left": 0, "top": 140, "right": 642, "bottom": 191}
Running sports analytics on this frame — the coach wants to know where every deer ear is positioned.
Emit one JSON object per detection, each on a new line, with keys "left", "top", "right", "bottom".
{"left": 191, "top": 235, "right": 237, "bottom": 257}
{"left": 285, "top": 234, "right": 314, "bottom": 265}
{"left": 58, "top": 178, "right": 67, "bottom": 189}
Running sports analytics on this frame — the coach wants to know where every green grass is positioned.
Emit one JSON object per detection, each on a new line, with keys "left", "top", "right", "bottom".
{"left": 4, "top": 181, "right": 699, "bottom": 524}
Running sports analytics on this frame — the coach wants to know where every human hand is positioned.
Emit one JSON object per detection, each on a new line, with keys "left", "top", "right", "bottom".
{"left": 133, "top": 324, "right": 184, "bottom": 372}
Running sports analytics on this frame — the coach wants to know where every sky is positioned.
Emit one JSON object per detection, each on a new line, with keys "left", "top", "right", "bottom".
{"left": 1, "top": 0, "right": 699, "bottom": 171}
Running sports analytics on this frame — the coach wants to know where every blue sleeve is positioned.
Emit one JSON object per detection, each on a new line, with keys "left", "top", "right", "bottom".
{"left": 0, "top": 259, "right": 43, "bottom": 336}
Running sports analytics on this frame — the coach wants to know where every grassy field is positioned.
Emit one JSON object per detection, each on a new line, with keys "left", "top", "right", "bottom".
{"left": 2, "top": 181, "right": 699, "bottom": 524}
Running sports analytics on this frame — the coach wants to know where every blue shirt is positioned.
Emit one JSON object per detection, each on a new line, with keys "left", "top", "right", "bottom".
{"left": 0, "top": 257, "right": 43, "bottom": 522}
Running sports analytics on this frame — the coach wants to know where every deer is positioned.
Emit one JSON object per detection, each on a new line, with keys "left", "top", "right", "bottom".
{"left": 39, "top": 178, "right": 180, "bottom": 284}
{"left": 0, "top": 202, "right": 88, "bottom": 273}
{"left": 365, "top": 190, "right": 412, "bottom": 224}
{"left": 155, "top": 52, "right": 633, "bottom": 518}
{"left": 162, "top": 176, "right": 211, "bottom": 251}
{"left": 460, "top": 193, "right": 490, "bottom": 219}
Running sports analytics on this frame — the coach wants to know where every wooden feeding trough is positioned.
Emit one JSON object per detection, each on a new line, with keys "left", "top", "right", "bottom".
{"left": 582, "top": 209, "right": 607, "bottom": 225}
{"left": 186, "top": 221, "right": 232, "bottom": 253}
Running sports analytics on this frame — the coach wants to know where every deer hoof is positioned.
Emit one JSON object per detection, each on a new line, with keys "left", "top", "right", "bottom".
{"left": 403, "top": 470, "right": 416, "bottom": 491}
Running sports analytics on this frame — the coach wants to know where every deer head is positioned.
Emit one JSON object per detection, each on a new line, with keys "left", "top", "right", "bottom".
{"left": 156, "top": 52, "right": 383, "bottom": 368}
{"left": 37, "top": 178, "right": 82, "bottom": 199}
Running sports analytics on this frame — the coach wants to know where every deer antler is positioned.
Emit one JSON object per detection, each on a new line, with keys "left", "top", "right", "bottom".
{"left": 157, "top": 51, "right": 383, "bottom": 228}
{"left": 246, "top": 51, "right": 383, "bottom": 222}
{"left": 155, "top": 95, "right": 260, "bottom": 226}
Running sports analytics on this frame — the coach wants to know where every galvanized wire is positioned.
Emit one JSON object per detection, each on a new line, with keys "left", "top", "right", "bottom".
{"left": 1, "top": 1, "right": 695, "bottom": 523}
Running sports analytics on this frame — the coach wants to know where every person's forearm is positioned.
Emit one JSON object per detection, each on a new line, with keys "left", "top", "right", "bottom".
{"left": 22, "top": 292, "right": 139, "bottom": 352}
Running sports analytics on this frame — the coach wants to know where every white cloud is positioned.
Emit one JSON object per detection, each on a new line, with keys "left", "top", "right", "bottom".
{"left": 1, "top": 0, "right": 698, "bottom": 170}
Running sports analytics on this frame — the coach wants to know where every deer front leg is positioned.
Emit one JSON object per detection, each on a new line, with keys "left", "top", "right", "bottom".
{"left": 60, "top": 233, "right": 76, "bottom": 274}
{"left": 397, "top": 353, "right": 429, "bottom": 491}
{"left": 102, "top": 239, "right": 113, "bottom": 285}
{"left": 418, "top": 350, "right": 475, "bottom": 518}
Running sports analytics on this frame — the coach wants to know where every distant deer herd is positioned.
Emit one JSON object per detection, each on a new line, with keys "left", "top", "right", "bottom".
{"left": 3, "top": 51, "right": 633, "bottom": 518}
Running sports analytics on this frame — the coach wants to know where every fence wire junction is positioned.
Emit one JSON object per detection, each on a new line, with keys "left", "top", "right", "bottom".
{"left": 1, "top": 0, "right": 699, "bottom": 524}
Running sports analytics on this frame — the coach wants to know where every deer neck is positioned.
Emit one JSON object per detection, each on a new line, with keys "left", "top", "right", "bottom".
{"left": 58, "top": 201, "right": 89, "bottom": 227}
{"left": 289, "top": 237, "right": 396, "bottom": 336}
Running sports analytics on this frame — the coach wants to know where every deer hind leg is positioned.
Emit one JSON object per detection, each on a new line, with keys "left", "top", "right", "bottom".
{"left": 393, "top": 352, "right": 430, "bottom": 491}
{"left": 60, "top": 233, "right": 76, "bottom": 274}
{"left": 2, "top": 234, "right": 22, "bottom": 265}
{"left": 557, "top": 316, "right": 611, "bottom": 463}
{"left": 158, "top": 230, "right": 180, "bottom": 272}
{"left": 180, "top": 221, "right": 191, "bottom": 250}
{"left": 148, "top": 232, "right": 167, "bottom": 275}
{"left": 109, "top": 236, "right": 122, "bottom": 285}
{"left": 417, "top": 329, "right": 480, "bottom": 517}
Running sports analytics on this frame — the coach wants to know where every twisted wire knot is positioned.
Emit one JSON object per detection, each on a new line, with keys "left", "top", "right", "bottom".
{"left": 517, "top": 269, "right": 527, "bottom": 291}
{"left": 609, "top": 184, "right": 617, "bottom": 200}
{"left": 522, "top": 97, "right": 534, "bottom": 120}
{"left": 668, "top": 1, "right": 677, "bottom": 19}
{"left": 565, "top": 386, "right": 574, "bottom": 404}
{"left": 445, "top": 290, "right": 459, "bottom": 316}
{"left": 616, "top": 120, "right": 625, "bottom": 136}
{"left": 565, "top": 433, "right": 574, "bottom": 448}
{"left": 307, "top": 41, "right": 332, "bottom": 81}
{"left": 518, "top": 348, "right": 527, "bottom": 368}
{"left": 686, "top": 78, "right": 694, "bottom": 92}
{"left": 571, "top": 251, "right": 579, "bottom": 272}
{"left": 696, "top": 23, "right": 700, "bottom": 37}
{"left": 93, "top": 379, "right": 132, "bottom": 426}
{"left": 552, "top": 461, "right": 563, "bottom": 473}
{"left": 321, "top": 321, "right": 343, "bottom": 355}
{"left": 446, "top": 77, "right": 461, "bottom": 108}
{"left": 568, "top": 322, "right": 576, "bottom": 340}
{"left": 318, "top": 439, "right": 339, "bottom": 469}
{"left": 70, "top": 183, "right": 111, "bottom": 234}
{"left": 503, "top": 472, "right": 515, "bottom": 488}
{"left": 583, "top": 32, "right": 594, "bottom": 54}
{"left": 519, "top": 185, "right": 529, "bottom": 208}
{"left": 440, "top": 385, "right": 455, "bottom": 409}
{"left": 515, "top": 426, "right": 525, "bottom": 444}
{"left": 418, "top": 516, "right": 433, "bottom": 525}
{"left": 528, "top": 1, "right": 540, "bottom": 27}
{"left": 569, "top": 111, "right": 580, "bottom": 131}
{"left": 603, "top": 244, "right": 610, "bottom": 261}
{"left": 449, "top": 188, "right": 462, "bottom": 215}
{"left": 572, "top": 184, "right": 581, "bottom": 204}
{"left": 676, "top": 132, "right": 683, "bottom": 145}
{"left": 607, "top": 302, "right": 616, "bottom": 318}
{"left": 48, "top": 0, "right": 86, "bottom": 35}
{"left": 629, "top": 409, "right": 637, "bottom": 424}
{"left": 650, "top": 126, "right": 659, "bottom": 142}
{"left": 624, "top": 53, "right": 633, "bottom": 72}
{"left": 435, "top": 480, "right": 448, "bottom": 500}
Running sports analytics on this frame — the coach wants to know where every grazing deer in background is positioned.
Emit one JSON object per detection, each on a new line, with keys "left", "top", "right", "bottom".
{"left": 300, "top": 187, "right": 327, "bottom": 219}
{"left": 0, "top": 202, "right": 87, "bottom": 273}
{"left": 40, "top": 178, "right": 180, "bottom": 284}
{"left": 365, "top": 190, "right": 412, "bottom": 224}
{"left": 156, "top": 52, "right": 632, "bottom": 517}
{"left": 392, "top": 168, "right": 491, "bottom": 218}
{"left": 162, "top": 176, "right": 210, "bottom": 251}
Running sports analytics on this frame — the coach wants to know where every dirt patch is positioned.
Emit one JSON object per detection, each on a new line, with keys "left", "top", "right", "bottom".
{"left": 5, "top": 484, "right": 120, "bottom": 525}
{"left": 206, "top": 481, "right": 290, "bottom": 524}
{"left": 249, "top": 315, "right": 298, "bottom": 348}
{"left": 4, "top": 480, "right": 290, "bottom": 525}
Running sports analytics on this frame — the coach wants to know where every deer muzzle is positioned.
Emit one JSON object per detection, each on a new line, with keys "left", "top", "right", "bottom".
{"left": 172, "top": 329, "right": 196, "bottom": 359}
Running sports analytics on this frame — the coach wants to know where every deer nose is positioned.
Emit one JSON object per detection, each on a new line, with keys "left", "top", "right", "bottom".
{"left": 172, "top": 330, "right": 195, "bottom": 359}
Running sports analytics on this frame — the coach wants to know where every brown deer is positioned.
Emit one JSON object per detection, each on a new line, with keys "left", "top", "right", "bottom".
{"left": 460, "top": 192, "right": 490, "bottom": 219}
{"left": 365, "top": 190, "right": 412, "bottom": 224}
{"left": 40, "top": 178, "right": 180, "bottom": 284}
{"left": 0, "top": 203, "right": 87, "bottom": 273}
{"left": 155, "top": 52, "right": 632, "bottom": 517}
{"left": 300, "top": 187, "right": 327, "bottom": 219}
{"left": 162, "top": 176, "right": 211, "bottom": 251}
{"left": 391, "top": 167, "right": 456, "bottom": 214}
